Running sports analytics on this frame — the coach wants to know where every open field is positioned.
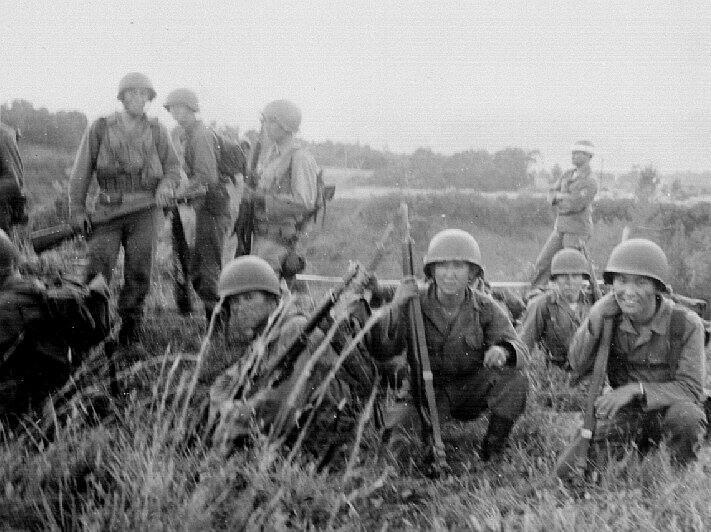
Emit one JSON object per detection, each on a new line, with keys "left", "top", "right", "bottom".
{"left": 4, "top": 150, "right": 711, "bottom": 529}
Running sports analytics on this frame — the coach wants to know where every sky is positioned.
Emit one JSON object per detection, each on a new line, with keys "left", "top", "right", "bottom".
{"left": 1, "top": 1, "right": 710, "bottom": 173}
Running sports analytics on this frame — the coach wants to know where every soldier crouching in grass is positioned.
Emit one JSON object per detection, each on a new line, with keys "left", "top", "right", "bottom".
{"left": 569, "top": 239, "right": 707, "bottom": 467}
{"left": 370, "top": 229, "right": 529, "bottom": 464}
{"left": 207, "top": 256, "right": 376, "bottom": 461}
{"left": 0, "top": 230, "right": 111, "bottom": 426}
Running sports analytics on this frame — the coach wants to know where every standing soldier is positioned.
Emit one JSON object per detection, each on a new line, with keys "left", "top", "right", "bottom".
{"left": 529, "top": 140, "right": 598, "bottom": 293}
{"left": 0, "top": 119, "right": 25, "bottom": 234}
{"left": 164, "top": 88, "right": 231, "bottom": 324}
{"left": 371, "top": 229, "right": 529, "bottom": 462}
{"left": 70, "top": 72, "right": 181, "bottom": 345}
{"left": 245, "top": 100, "right": 319, "bottom": 283}
{"left": 569, "top": 239, "right": 706, "bottom": 465}
{"left": 520, "top": 248, "right": 594, "bottom": 369}
{"left": 0, "top": 230, "right": 111, "bottom": 423}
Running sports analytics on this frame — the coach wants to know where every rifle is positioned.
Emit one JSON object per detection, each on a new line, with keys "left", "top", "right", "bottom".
{"left": 399, "top": 202, "right": 448, "bottom": 476}
{"left": 31, "top": 187, "right": 207, "bottom": 254}
{"left": 580, "top": 242, "right": 603, "bottom": 302}
{"left": 233, "top": 133, "right": 262, "bottom": 257}
{"left": 555, "top": 317, "right": 614, "bottom": 478}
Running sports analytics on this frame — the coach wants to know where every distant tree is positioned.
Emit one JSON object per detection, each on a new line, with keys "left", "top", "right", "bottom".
{"left": 1, "top": 99, "right": 87, "bottom": 151}
{"left": 635, "top": 165, "right": 660, "bottom": 202}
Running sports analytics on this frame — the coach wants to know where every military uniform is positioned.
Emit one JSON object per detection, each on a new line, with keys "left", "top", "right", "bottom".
{"left": 530, "top": 166, "right": 598, "bottom": 288}
{"left": 252, "top": 137, "right": 318, "bottom": 277}
{"left": 569, "top": 294, "right": 706, "bottom": 463}
{"left": 0, "top": 122, "right": 24, "bottom": 233}
{"left": 208, "top": 295, "right": 364, "bottom": 455}
{"left": 372, "top": 284, "right": 529, "bottom": 433}
{"left": 0, "top": 274, "right": 110, "bottom": 421}
{"left": 181, "top": 119, "right": 231, "bottom": 315}
{"left": 520, "top": 288, "right": 592, "bottom": 368}
{"left": 70, "top": 111, "right": 180, "bottom": 337}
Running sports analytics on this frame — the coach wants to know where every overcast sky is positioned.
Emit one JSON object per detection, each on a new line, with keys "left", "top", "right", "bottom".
{"left": 2, "top": 1, "right": 710, "bottom": 172}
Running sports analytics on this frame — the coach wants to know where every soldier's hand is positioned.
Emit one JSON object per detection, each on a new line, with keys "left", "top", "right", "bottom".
{"left": 155, "top": 181, "right": 175, "bottom": 208}
{"left": 483, "top": 345, "right": 509, "bottom": 369}
{"left": 392, "top": 276, "right": 418, "bottom": 308}
{"left": 71, "top": 212, "right": 92, "bottom": 235}
{"left": 594, "top": 383, "right": 640, "bottom": 419}
{"left": 588, "top": 296, "right": 620, "bottom": 337}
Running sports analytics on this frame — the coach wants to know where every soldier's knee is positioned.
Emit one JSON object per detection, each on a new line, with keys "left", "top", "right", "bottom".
{"left": 662, "top": 402, "right": 706, "bottom": 441}
{"left": 494, "top": 370, "right": 529, "bottom": 417}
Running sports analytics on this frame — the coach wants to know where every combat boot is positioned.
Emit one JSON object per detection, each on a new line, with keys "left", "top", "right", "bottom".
{"left": 480, "top": 414, "right": 515, "bottom": 462}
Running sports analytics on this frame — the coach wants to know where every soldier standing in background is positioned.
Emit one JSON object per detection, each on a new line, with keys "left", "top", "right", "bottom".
{"left": 164, "top": 88, "right": 231, "bottom": 325}
{"left": 520, "top": 248, "right": 594, "bottom": 369}
{"left": 529, "top": 140, "right": 598, "bottom": 294}
{"left": 70, "top": 72, "right": 181, "bottom": 345}
{"left": 0, "top": 119, "right": 25, "bottom": 234}
{"left": 245, "top": 100, "right": 319, "bottom": 284}
{"left": 569, "top": 239, "right": 706, "bottom": 465}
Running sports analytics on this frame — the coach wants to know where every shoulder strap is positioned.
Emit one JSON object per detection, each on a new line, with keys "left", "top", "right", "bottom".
{"left": 90, "top": 117, "right": 108, "bottom": 172}
{"left": 668, "top": 307, "right": 690, "bottom": 373}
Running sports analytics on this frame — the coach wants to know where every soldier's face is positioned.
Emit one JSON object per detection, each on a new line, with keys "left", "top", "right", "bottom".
{"left": 553, "top": 273, "right": 585, "bottom": 302}
{"left": 572, "top": 151, "right": 591, "bottom": 168}
{"left": 433, "top": 260, "right": 471, "bottom": 298}
{"left": 233, "top": 290, "right": 275, "bottom": 330}
{"left": 121, "top": 88, "right": 151, "bottom": 117}
{"left": 167, "top": 104, "right": 195, "bottom": 128}
{"left": 612, "top": 273, "right": 658, "bottom": 322}
{"left": 261, "top": 114, "right": 288, "bottom": 143}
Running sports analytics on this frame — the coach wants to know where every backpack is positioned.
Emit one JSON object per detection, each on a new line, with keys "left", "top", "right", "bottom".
{"left": 211, "top": 130, "right": 247, "bottom": 185}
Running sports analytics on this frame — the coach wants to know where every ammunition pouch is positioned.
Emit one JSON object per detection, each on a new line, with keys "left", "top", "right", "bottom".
{"left": 97, "top": 169, "right": 160, "bottom": 195}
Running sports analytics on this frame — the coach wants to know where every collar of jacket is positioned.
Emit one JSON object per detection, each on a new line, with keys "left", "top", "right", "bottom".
{"left": 419, "top": 283, "right": 480, "bottom": 336}
{"left": 618, "top": 295, "right": 673, "bottom": 337}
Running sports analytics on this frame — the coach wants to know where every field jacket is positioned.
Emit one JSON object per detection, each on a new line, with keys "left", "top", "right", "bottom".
{"left": 569, "top": 294, "right": 705, "bottom": 410}
{"left": 0, "top": 123, "right": 23, "bottom": 200}
{"left": 519, "top": 288, "right": 592, "bottom": 367}
{"left": 551, "top": 166, "right": 598, "bottom": 235}
{"left": 373, "top": 284, "right": 528, "bottom": 392}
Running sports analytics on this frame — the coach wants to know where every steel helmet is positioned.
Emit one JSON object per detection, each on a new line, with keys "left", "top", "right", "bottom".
{"left": 550, "top": 248, "right": 589, "bottom": 278}
{"left": 117, "top": 72, "right": 156, "bottom": 101}
{"left": 571, "top": 140, "right": 594, "bottom": 157}
{"left": 164, "top": 88, "right": 200, "bottom": 112}
{"left": 423, "top": 229, "right": 483, "bottom": 277}
{"left": 0, "top": 230, "right": 20, "bottom": 276}
{"left": 218, "top": 256, "right": 281, "bottom": 298}
{"left": 262, "top": 99, "right": 301, "bottom": 133}
{"left": 603, "top": 238, "right": 670, "bottom": 291}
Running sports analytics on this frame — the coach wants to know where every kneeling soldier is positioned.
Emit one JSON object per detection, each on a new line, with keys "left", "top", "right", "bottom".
{"left": 570, "top": 239, "right": 707, "bottom": 465}
{"left": 372, "top": 229, "right": 529, "bottom": 461}
{"left": 520, "top": 248, "right": 594, "bottom": 369}
{"left": 0, "top": 230, "right": 111, "bottom": 424}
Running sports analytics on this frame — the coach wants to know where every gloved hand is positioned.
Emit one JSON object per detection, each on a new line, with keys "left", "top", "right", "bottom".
{"left": 155, "top": 180, "right": 176, "bottom": 208}
{"left": 71, "top": 211, "right": 92, "bottom": 235}
{"left": 587, "top": 294, "right": 620, "bottom": 337}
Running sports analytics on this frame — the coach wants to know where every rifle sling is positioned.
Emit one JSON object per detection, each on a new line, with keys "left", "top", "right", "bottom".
{"left": 583, "top": 317, "right": 615, "bottom": 436}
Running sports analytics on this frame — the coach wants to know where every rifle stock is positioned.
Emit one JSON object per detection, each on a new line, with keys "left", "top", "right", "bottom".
{"left": 31, "top": 188, "right": 206, "bottom": 254}
{"left": 234, "top": 136, "right": 262, "bottom": 257}
{"left": 555, "top": 317, "right": 614, "bottom": 478}
{"left": 399, "top": 203, "right": 447, "bottom": 475}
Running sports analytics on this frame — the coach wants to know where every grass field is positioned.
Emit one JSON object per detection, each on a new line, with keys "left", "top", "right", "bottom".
{"left": 3, "top": 152, "right": 711, "bottom": 529}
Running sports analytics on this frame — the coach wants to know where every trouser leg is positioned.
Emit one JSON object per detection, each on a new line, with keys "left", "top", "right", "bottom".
{"left": 660, "top": 401, "right": 706, "bottom": 465}
{"left": 84, "top": 218, "right": 123, "bottom": 284}
{"left": 530, "top": 230, "right": 564, "bottom": 289}
{"left": 192, "top": 205, "right": 230, "bottom": 317}
{"left": 0, "top": 202, "right": 11, "bottom": 234}
{"left": 118, "top": 208, "right": 159, "bottom": 344}
{"left": 171, "top": 207, "right": 193, "bottom": 315}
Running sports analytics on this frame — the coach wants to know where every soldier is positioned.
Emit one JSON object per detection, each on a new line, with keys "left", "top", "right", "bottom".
{"left": 164, "top": 89, "right": 231, "bottom": 323}
{"left": 70, "top": 72, "right": 181, "bottom": 345}
{"left": 246, "top": 99, "right": 319, "bottom": 283}
{"left": 520, "top": 248, "right": 594, "bottom": 368}
{"left": 529, "top": 140, "right": 598, "bottom": 293}
{"left": 0, "top": 230, "right": 111, "bottom": 423}
{"left": 569, "top": 239, "right": 706, "bottom": 465}
{"left": 0, "top": 119, "right": 25, "bottom": 234}
{"left": 371, "top": 229, "right": 529, "bottom": 461}
{"left": 208, "top": 256, "right": 373, "bottom": 457}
